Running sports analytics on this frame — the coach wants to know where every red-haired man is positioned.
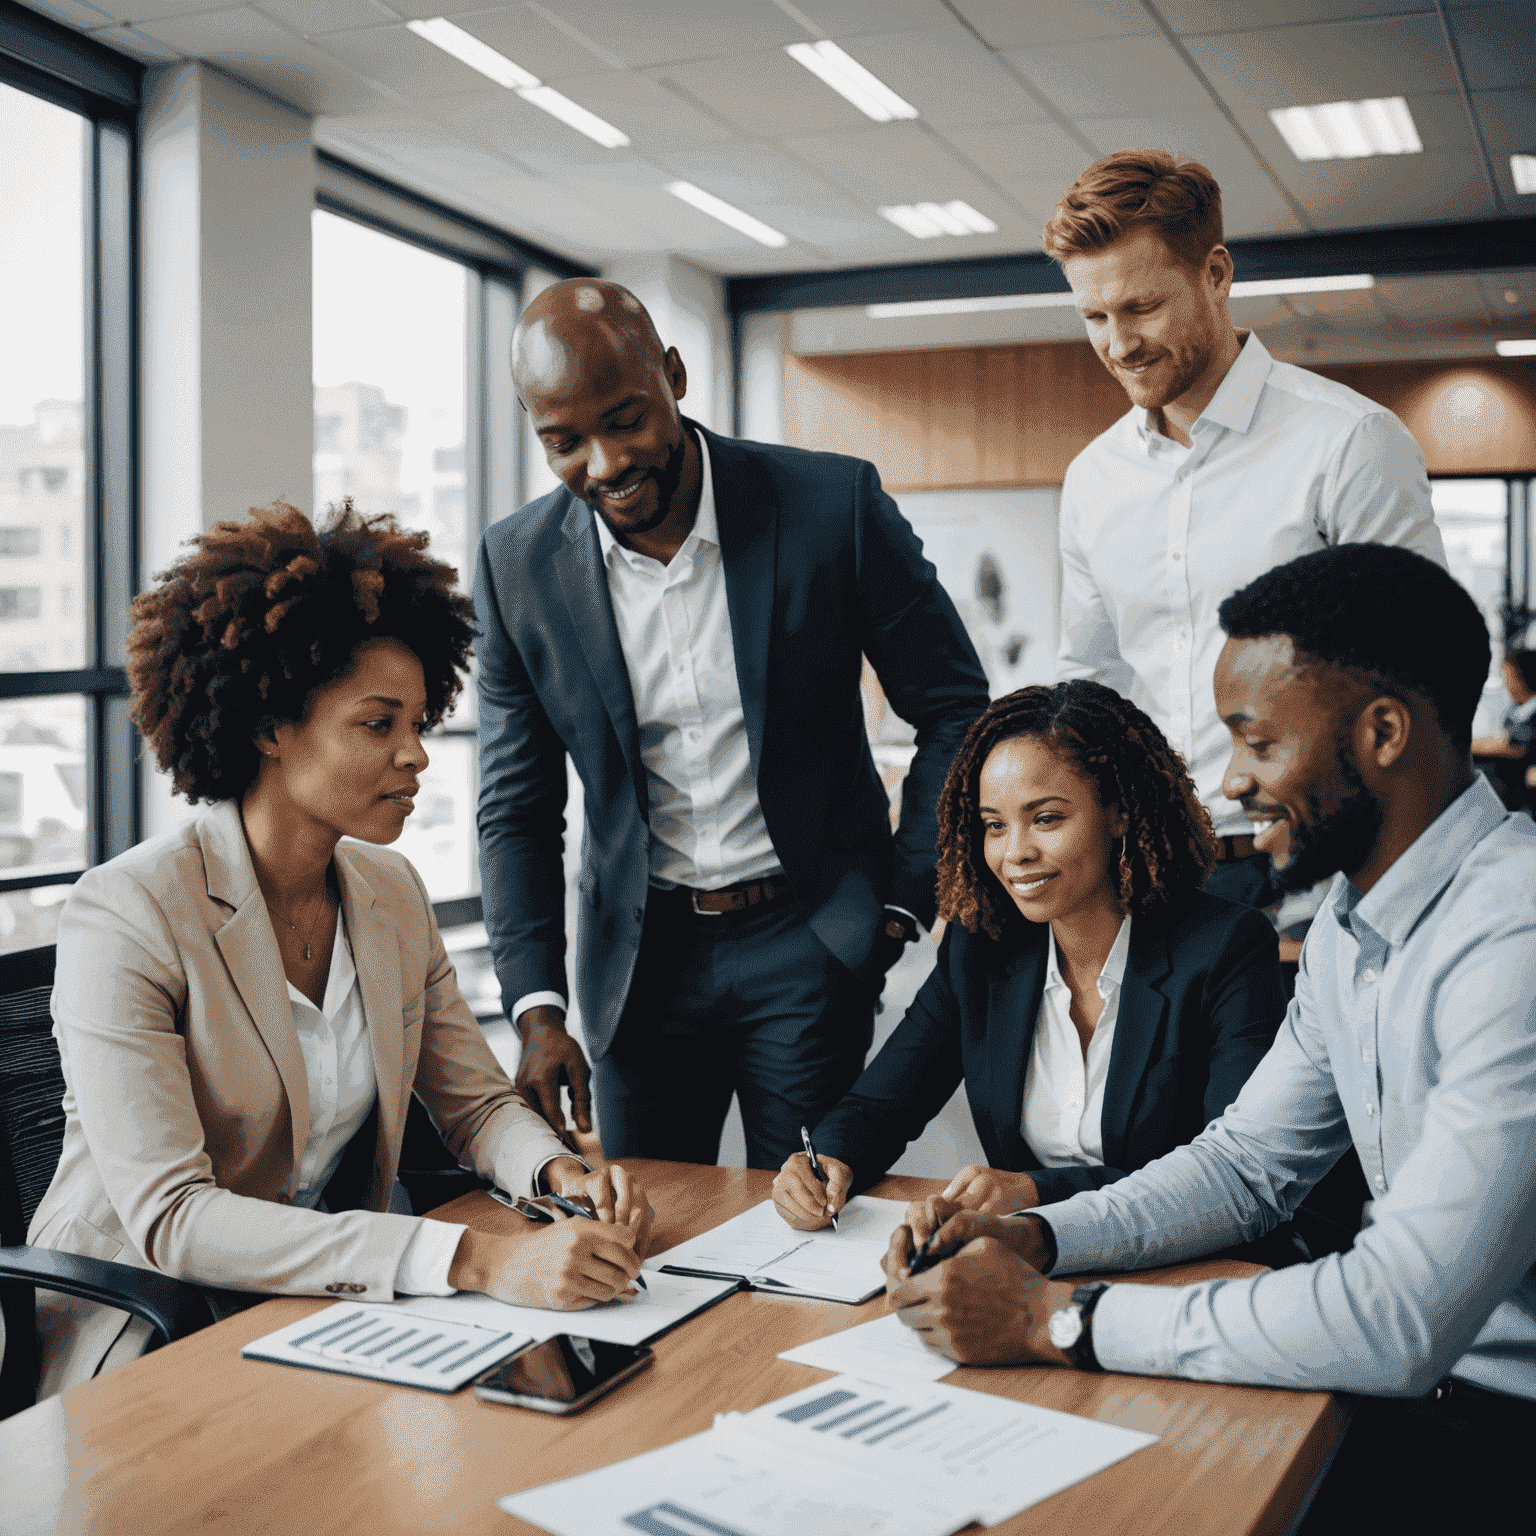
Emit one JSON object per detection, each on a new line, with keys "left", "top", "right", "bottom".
{"left": 1047, "top": 150, "right": 1445, "bottom": 909}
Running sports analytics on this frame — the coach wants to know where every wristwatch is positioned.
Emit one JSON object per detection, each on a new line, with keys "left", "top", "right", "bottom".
{"left": 1047, "top": 1282, "right": 1110, "bottom": 1371}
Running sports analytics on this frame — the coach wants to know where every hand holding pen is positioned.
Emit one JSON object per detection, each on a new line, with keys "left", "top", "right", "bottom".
{"left": 768, "top": 1126, "right": 850, "bottom": 1232}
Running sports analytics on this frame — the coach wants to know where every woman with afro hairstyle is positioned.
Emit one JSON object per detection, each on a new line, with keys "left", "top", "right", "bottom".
{"left": 774, "top": 679, "right": 1286, "bottom": 1234}
{"left": 29, "top": 502, "right": 652, "bottom": 1398}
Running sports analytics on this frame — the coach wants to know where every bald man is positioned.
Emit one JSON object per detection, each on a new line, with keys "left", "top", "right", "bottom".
{"left": 473, "top": 280, "right": 989, "bottom": 1169}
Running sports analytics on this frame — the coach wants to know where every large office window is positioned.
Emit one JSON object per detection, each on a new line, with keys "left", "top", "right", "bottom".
{"left": 0, "top": 62, "right": 135, "bottom": 955}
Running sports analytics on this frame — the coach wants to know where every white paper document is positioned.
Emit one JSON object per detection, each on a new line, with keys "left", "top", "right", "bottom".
{"left": 644, "top": 1197, "right": 908, "bottom": 1304}
{"left": 778, "top": 1312, "right": 956, "bottom": 1385}
{"left": 499, "top": 1429, "right": 973, "bottom": 1536}
{"left": 722, "top": 1374, "right": 1158, "bottom": 1527}
{"left": 396, "top": 1270, "right": 740, "bottom": 1348}
{"left": 241, "top": 1301, "right": 530, "bottom": 1392}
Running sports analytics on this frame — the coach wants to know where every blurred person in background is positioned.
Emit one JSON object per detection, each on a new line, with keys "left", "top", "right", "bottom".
{"left": 1471, "top": 647, "right": 1536, "bottom": 813}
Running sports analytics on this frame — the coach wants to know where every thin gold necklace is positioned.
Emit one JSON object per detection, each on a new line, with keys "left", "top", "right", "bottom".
{"left": 269, "top": 885, "right": 330, "bottom": 962}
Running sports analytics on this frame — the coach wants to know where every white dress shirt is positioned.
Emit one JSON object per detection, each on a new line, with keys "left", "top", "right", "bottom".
{"left": 512, "top": 431, "right": 781, "bottom": 1024}
{"left": 1020, "top": 917, "right": 1132, "bottom": 1166}
{"left": 287, "top": 915, "right": 462, "bottom": 1295}
{"left": 1057, "top": 333, "right": 1444, "bottom": 837}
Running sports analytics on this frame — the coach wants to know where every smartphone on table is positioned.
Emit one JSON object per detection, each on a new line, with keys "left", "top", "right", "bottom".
{"left": 472, "top": 1335, "right": 652, "bottom": 1414}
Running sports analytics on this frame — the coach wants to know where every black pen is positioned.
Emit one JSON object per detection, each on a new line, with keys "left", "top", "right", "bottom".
{"left": 800, "top": 1125, "right": 838, "bottom": 1231}
{"left": 546, "top": 1190, "right": 648, "bottom": 1290}
{"left": 906, "top": 1227, "right": 940, "bottom": 1276}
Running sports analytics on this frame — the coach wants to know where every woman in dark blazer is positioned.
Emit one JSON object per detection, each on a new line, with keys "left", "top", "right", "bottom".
{"left": 773, "top": 680, "right": 1286, "bottom": 1226}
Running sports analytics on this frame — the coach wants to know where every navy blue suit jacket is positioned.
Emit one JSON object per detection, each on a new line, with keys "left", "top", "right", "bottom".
{"left": 813, "top": 890, "right": 1286, "bottom": 1202}
{"left": 473, "top": 422, "right": 990, "bottom": 1059}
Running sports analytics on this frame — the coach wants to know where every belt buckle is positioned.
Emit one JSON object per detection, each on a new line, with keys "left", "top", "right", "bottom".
{"left": 690, "top": 888, "right": 727, "bottom": 917}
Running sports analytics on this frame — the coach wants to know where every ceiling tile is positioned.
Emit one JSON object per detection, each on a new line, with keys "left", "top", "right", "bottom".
{"left": 1372, "top": 273, "right": 1489, "bottom": 320}
{"left": 1446, "top": 4, "right": 1536, "bottom": 91}
{"left": 790, "top": 0, "right": 951, "bottom": 37}
{"left": 86, "top": 0, "right": 244, "bottom": 20}
{"left": 87, "top": 20, "right": 183, "bottom": 60}
{"left": 938, "top": 118, "right": 1097, "bottom": 224}
{"left": 785, "top": 120, "right": 1025, "bottom": 214}
{"left": 318, "top": 22, "right": 509, "bottom": 100}
{"left": 948, "top": 0, "right": 1158, "bottom": 49}
{"left": 837, "top": 25, "right": 1055, "bottom": 128}
{"left": 444, "top": 6, "right": 623, "bottom": 81}
{"left": 1183, "top": 16, "right": 1457, "bottom": 109}
{"left": 648, "top": 45, "right": 872, "bottom": 137}
{"left": 252, "top": 0, "right": 396, "bottom": 36}
{"left": 136, "top": 5, "right": 391, "bottom": 113}
{"left": 20, "top": 0, "right": 118, "bottom": 28}
{"left": 1156, "top": 0, "right": 1434, "bottom": 33}
{"left": 1075, "top": 111, "right": 1304, "bottom": 237}
{"left": 1473, "top": 88, "right": 1536, "bottom": 202}
{"left": 530, "top": 0, "right": 804, "bottom": 69}
{"left": 551, "top": 70, "right": 739, "bottom": 147}
{"left": 1002, "top": 34, "right": 1212, "bottom": 118}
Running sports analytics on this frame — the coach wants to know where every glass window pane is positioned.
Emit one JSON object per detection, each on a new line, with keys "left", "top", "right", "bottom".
{"left": 313, "top": 215, "right": 476, "bottom": 899}
{"left": 1430, "top": 478, "right": 1508, "bottom": 733}
{"left": 0, "top": 84, "right": 88, "bottom": 673}
{"left": 0, "top": 693, "right": 88, "bottom": 881}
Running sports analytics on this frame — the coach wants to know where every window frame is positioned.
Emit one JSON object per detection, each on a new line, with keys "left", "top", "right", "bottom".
{"left": 0, "top": 17, "right": 141, "bottom": 899}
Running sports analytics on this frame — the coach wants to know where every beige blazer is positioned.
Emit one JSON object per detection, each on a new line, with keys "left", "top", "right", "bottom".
{"left": 28, "top": 800, "right": 570, "bottom": 1394}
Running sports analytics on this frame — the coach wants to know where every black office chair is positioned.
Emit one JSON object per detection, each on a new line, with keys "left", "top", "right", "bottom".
{"left": 0, "top": 944, "right": 217, "bottom": 1420}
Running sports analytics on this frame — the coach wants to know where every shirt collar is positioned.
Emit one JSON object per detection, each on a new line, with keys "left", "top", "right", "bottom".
{"left": 593, "top": 427, "right": 716, "bottom": 567}
{"left": 1509, "top": 695, "right": 1536, "bottom": 724}
{"left": 1043, "top": 914, "right": 1133, "bottom": 999}
{"left": 1133, "top": 331, "right": 1271, "bottom": 449}
{"left": 1331, "top": 774, "right": 1509, "bottom": 950}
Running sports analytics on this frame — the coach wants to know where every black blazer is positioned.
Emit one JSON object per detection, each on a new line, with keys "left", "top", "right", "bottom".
{"left": 473, "top": 421, "right": 990, "bottom": 1057}
{"left": 814, "top": 890, "right": 1287, "bottom": 1203}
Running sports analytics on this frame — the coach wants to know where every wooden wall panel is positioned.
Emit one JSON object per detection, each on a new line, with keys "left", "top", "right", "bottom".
{"left": 1311, "top": 359, "right": 1536, "bottom": 475}
{"left": 782, "top": 340, "right": 1127, "bottom": 491}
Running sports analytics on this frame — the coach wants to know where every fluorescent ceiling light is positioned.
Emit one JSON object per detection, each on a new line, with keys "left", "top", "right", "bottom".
{"left": 1269, "top": 97, "right": 1421, "bottom": 160}
{"left": 867, "top": 293, "right": 1075, "bottom": 319}
{"left": 1230, "top": 274, "right": 1375, "bottom": 298}
{"left": 1496, "top": 339, "right": 1536, "bottom": 357}
{"left": 408, "top": 17, "right": 629, "bottom": 148}
{"left": 878, "top": 201, "right": 998, "bottom": 239}
{"left": 1513, "top": 155, "right": 1536, "bottom": 194}
{"left": 786, "top": 41, "right": 918, "bottom": 122}
{"left": 665, "top": 181, "right": 787, "bottom": 248}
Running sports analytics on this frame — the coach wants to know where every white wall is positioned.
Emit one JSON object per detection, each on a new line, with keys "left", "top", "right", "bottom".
{"left": 739, "top": 310, "right": 786, "bottom": 445}
{"left": 140, "top": 62, "right": 315, "bottom": 836}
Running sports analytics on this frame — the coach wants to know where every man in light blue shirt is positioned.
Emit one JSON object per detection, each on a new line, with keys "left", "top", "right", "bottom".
{"left": 885, "top": 544, "right": 1535, "bottom": 1522}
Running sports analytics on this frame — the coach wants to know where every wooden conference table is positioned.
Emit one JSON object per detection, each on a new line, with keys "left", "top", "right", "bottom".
{"left": 0, "top": 1162, "right": 1344, "bottom": 1536}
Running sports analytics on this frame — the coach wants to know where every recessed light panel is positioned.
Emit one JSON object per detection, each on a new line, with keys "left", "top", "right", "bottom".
{"left": 665, "top": 182, "right": 788, "bottom": 248}
{"left": 1496, "top": 339, "right": 1536, "bottom": 357}
{"left": 1269, "top": 97, "right": 1422, "bottom": 160}
{"left": 877, "top": 201, "right": 998, "bottom": 239}
{"left": 785, "top": 41, "right": 918, "bottom": 123}
{"left": 407, "top": 17, "right": 629, "bottom": 148}
{"left": 1512, "top": 155, "right": 1536, "bottom": 194}
{"left": 1230, "top": 274, "right": 1375, "bottom": 298}
{"left": 867, "top": 294, "right": 1075, "bottom": 318}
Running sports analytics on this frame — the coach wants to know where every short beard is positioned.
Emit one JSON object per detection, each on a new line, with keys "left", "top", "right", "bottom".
{"left": 1273, "top": 751, "right": 1384, "bottom": 894}
{"left": 589, "top": 427, "right": 689, "bottom": 537}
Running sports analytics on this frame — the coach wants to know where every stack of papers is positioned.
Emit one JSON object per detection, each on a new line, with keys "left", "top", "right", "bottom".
{"left": 242, "top": 1302, "right": 530, "bottom": 1392}
{"left": 644, "top": 1197, "right": 908, "bottom": 1304}
{"left": 500, "top": 1374, "right": 1157, "bottom": 1535}
{"left": 778, "top": 1312, "right": 957, "bottom": 1385}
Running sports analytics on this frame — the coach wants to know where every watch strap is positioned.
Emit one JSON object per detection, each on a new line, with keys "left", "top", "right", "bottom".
{"left": 1064, "top": 1282, "right": 1109, "bottom": 1372}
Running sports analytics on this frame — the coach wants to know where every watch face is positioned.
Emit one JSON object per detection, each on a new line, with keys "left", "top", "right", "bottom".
{"left": 1048, "top": 1304, "right": 1084, "bottom": 1350}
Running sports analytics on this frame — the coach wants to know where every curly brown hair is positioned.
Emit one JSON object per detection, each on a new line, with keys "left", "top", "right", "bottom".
{"left": 936, "top": 681, "right": 1217, "bottom": 941}
{"left": 128, "top": 500, "right": 476, "bottom": 804}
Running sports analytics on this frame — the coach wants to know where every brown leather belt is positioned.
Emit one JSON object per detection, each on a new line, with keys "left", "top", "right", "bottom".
{"left": 666, "top": 873, "right": 793, "bottom": 917}
{"left": 1215, "top": 834, "right": 1258, "bottom": 862}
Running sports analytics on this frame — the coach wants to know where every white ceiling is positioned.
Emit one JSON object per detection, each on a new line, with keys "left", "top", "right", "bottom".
{"left": 23, "top": 0, "right": 1536, "bottom": 282}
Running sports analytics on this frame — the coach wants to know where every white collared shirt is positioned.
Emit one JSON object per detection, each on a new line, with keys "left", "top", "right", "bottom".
{"left": 1020, "top": 916, "right": 1132, "bottom": 1166}
{"left": 286, "top": 916, "right": 462, "bottom": 1295}
{"left": 594, "top": 431, "right": 780, "bottom": 892}
{"left": 1057, "top": 333, "right": 1444, "bottom": 837}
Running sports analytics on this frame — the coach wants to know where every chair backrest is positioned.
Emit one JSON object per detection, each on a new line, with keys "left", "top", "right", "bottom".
{"left": 0, "top": 945, "right": 63, "bottom": 1246}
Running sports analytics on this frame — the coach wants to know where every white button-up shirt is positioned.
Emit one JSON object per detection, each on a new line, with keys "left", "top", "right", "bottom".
{"left": 286, "top": 917, "right": 462, "bottom": 1295}
{"left": 1020, "top": 916, "right": 1132, "bottom": 1166}
{"left": 595, "top": 432, "right": 780, "bottom": 892}
{"left": 1057, "top": 333, "right": 1443, "bottom": 837}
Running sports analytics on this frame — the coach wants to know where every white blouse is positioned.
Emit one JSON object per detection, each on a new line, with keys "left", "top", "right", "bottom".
{"left": 286, "top": 915, "right": 462, "bottom": 1294}
{"left": 1019, "top": 916, "right": 1133, "bottom": 1167}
